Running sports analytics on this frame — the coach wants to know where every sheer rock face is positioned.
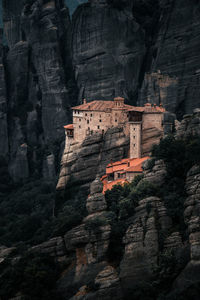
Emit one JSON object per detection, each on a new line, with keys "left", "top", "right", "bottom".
{"left": 72, "top": 0, "right": 146, "bottom": 103}
{"left": 3, "top": 0, "right": 24, "bottom": 48}
{"left": 57, "top": 127, "right": 129, "bottom": 190}
{"left": 0, "top": 35, "right": 8, "bottom": 157}
{"left": 138, "top": 0, "right": 200, "bottom": 118}
{"left": 3, "top": 0, "right": 74, "bottom": 181}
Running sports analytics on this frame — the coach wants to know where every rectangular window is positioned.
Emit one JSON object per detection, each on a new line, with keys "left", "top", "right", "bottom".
{"left": 98, "top": 125, "right": 100, "bottom": 129}
{"left": 79, "top": 125, "right": 81, "bottom": 128}
{"left": 87, "top": 120, "right": 89, "bottom": 124}
{"left": 85, "top": 113, "right": 87, "bottom": 116}
{"left": 115, "top": 119, "right": 117, "bottom": 122}
{"left": 91, "top": 114, "right": 92, "bottom": 117}
{"left": 134, "top": 136, "right": 135, "bottom": 139}
{"left": 79, "top": 119, "right": 81, "bottom": 122}
{"left": 118, "top": 173, "right": 120, "bottom": 178}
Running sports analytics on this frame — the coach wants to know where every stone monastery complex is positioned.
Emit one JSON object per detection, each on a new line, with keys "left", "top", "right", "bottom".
{"left": 64, "top": 97, "right": 173, "bottom": 191}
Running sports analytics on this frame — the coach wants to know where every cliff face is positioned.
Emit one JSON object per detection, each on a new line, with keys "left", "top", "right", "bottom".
{"left": 2, "top": 0, "right": 76, "bottom": 181}
{"left": 138, "top": 0, "right": 200, "bottom": 118}
{"left": 72, "top": 0, "right": 145, "bottom": 103}
{"left": 2, "top": 0, "right": 200, "bottom": 181}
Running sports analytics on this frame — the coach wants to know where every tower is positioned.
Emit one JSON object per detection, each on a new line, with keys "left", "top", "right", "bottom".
{"left": 129, "top": 111, "right": 143, "bottom": 158}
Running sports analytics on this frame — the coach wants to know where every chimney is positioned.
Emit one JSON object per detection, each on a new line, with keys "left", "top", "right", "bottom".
{"left": 83, "top": 99, "right": 87, "bottom": 104}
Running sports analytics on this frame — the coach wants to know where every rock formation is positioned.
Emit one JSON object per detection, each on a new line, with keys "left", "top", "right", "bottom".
{"left": 57, "top": 127, "right": 129, "bottom": 190}
{"left": 72, "top": 0, "right": 145, "bottom": 103}
{"left": 138, "top": 0, "right": 200, "bottom": 118}
{"left": 0, "top": 30, "right": 8, "bottom": 157}
{"left": 2, "top": 0, "right": 75, "bottom": 181}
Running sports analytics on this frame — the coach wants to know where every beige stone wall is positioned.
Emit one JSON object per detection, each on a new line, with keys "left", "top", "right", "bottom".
{"left": 130, "top": 122, "right": 142, "bottom": 158}
{"left": 142, "top": 113, "right": 163, "bottom": 131}
{"left": 126, "top": 172, "right": 141, "bottom": 182}
{"left": 73, "top": 108, "right": 129, "bottom": 144}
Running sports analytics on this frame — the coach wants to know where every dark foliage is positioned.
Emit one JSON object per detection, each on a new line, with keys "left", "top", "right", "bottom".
{"left": 0, "top": 253, "right": 63, "bottom": 300}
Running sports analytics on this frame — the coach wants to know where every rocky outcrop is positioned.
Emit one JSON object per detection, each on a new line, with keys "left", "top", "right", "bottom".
{"left": 170, "top": 165, "right": 200, "bottom": 297}
{"left": 142, "top": 159, "right": 167, "bottom": 186}
{"left": 119, "top": 196, "right": 173, "bottom": 294}
{"left": 57, "top": 127, "right": 129, "bottom": 190}
{"left": 138, "top": 0, "right": 200, "bottom": 118}
{"left": 176, "top": 109, "right": 200, "bottom": 139}
{"left": 57, "top": 176, "right": 123, "bottom": 299}
{"left": 72, "top": 0, "right": 145, "bottom": 103}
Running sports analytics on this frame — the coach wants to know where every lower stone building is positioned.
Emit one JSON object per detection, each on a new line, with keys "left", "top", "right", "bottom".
{"left": 101, "top": 156, "right": 150, "bottom": 193}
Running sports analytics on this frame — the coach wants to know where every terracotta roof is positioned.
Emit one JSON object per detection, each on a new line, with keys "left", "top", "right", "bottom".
{"left": 72, "top": 100, "right": 134, "bottom": 112}
{"left": 128, "top": 104, "right": 165, "bottom": 113}
{"left": 64, "top": 124, "right": 74, "bottom": 129}
{"left": 72, "top": 100, "right": 165, "bottom": 114}
{"left": 102, "top": 178, "right": 129, "bottom": 194}
{"left": 106, "top": 156, "right": 150, "bottom": 175}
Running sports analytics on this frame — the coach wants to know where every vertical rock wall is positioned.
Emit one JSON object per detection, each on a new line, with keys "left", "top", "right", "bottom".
{"left": 72, "top": 0, "right": 146, "bottom": 103}
{"left": 2, "top": 0, "right": 75, "bottom": 181}
{"left": 138, "top": 0, "right": 200, "bottom": 118}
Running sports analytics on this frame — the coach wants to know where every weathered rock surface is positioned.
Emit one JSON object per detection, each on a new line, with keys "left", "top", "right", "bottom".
{"left": 2, "top": 0, "right": 75, "bottom": 181}
{"left": 142, "top": 159, "right": 167, "bottom": 187}
{"left": 0, "top": 31, "right": 8, "bottom": 157}
{"left": 72, "top": 0, "right": 145, "bottom": 103}
{"left": 119, "top": 196, "right": 172, "bottom": 292}
{"left": 168, "top": 164, "right": 200, "bottom": 297}
{"left": 176, "top": 110, "right": 200, "bottom": 139}
{"left": 57, "top": 127, "right": 129, "bottom": 190}
{"left": 138, "top": 0, "right": 200, "bottom": 118}
{"left": 57, "top": 176, "right": 122, "bottom": 299}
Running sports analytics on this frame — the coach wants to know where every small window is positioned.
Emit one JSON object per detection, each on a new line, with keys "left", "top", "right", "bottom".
{"left": 87, "top": 120, "right": 89, "bottom": 124}
{"left": 99, "top": 119, "right": 102, "bottom": 122}
{"left": 97, "top": 125, "right": 100, "bottom": 129}
{"left": 79, "top": 119, "right": 81, "bottom": 122}
{"left": 91, "top": 114, "right": 92, "bottom": 117}
{"left": 100, "top": 114, "right": 101, "bottom": 118}
{"left": 79, "top": 125, "right": 81, "bottom": 128}
{"left": 85, "top": 113, "right": 87, "bottom": 116}
{"left": 115, "top": 119, "right": 117, "bottom": 122}
{"left": 133, "top": 144, "right": 136, "bottom": 147}
{"left": 133, "top": 136, "right": 135, "bottom": 139}
{"left": 118, "top": 173, "right": 120, "bottom": 178}
{"left": 134, "top": 128, "right": 136, "bottom": 131}
{"left": 88, "top": 127, "right": 90, "bottom": 130}
{"left": 78, "top": 111, "right": 79, "bottom": 114}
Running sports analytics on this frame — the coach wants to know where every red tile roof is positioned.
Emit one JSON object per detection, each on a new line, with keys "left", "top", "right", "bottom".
{"left": 72, "top": 100, "right": 134, "bottom": 112}
{"left": 64, "top": 124, "right": 74, "bottom": 129}
{"left": 102, "top": 178, "right": 129, "bottom": 193}
{"left": 72, "top": 100, "right": 165, "bottom": 113}
{"left": 101, "top": 156, "right": 150, "bottom": 193}
{"left": 106, "top": 157, "right": 150, "bottom": 175}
